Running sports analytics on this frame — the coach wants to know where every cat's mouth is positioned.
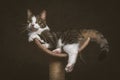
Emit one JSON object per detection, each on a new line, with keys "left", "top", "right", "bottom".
{"left": 31, "top": 26, "right": 38, "bottom": 31}
{"left": 27, "top": 25, "right": 39, "bottom": 32}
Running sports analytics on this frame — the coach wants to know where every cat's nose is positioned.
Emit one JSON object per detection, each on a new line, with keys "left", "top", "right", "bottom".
{"left": 31, "top": 24, "right": 34, "bottom": 26}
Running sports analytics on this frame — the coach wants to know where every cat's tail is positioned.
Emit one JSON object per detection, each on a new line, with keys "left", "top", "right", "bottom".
{"left": 80, "top": 29, "right": 109, "bottom": 60}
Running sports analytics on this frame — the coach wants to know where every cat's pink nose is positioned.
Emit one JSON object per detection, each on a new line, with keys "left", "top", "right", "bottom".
{"left": 31, "top": 24, "right": 34, "bottom": 26}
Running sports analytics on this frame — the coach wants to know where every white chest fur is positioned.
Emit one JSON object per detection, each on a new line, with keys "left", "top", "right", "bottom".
{"left": 28, "top": 26, "right": 50, "bottom": 42}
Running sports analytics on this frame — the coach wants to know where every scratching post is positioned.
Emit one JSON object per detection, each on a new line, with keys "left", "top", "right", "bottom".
{"left": 34, "top": 37, "right": 90, "bottom": 80}
{"left": 49, "top": 58, "right": 65, "bottom": 80}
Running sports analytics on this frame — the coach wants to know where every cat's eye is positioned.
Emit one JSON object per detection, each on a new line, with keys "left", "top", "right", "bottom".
{"left": 27, "top": 20, "right": 30, "bottom": 23}
{"left": 27, "top": 20, "right": 32, "bottom": 23}
{"left": 39, "top": 21, "right": 41, "bottom": 24}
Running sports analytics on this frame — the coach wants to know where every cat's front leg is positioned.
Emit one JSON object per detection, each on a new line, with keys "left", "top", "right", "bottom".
{"left": 28, "top": 33, "right": 41, "bottom": 42}
{"left": 42, "top": 43, "right": 50, "bottom": 48}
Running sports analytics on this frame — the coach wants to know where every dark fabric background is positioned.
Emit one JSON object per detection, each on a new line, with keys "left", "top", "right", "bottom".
{"left": 1, "top": 0, "right": 119, "bottom": 80}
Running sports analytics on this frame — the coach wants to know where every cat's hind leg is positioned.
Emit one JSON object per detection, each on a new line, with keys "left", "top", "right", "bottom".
{"left": 52, "top": 48, "right": 62, "bottom": 54}
{"left": 63, "top": 43, "right": 79, "bottom": 72}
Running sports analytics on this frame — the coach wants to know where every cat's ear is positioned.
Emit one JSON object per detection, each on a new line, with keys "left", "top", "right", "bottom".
{"left": 40, "top": 10, "right": 46, "bottom": 20}
{"left": 27, "top": 9, "right": 32, "bottom": 19}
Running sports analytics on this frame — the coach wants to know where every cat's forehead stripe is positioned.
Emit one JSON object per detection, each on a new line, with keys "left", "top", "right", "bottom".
{"left": 32, "top": 16, "right": 36, "bottom": 22}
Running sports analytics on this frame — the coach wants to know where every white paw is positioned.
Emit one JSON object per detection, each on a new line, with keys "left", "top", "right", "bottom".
{"left": 40, "top": 39, "right": 44, "bottom": 43}
{"left": 42, "top": 43, "right": 50, "bottom": 48}
{"left": 28, "top": 34, "right": 40, "bottom": 42}
{"left": 52, "top": 48, "right": 61, "bottom": 54}
{"left": 65, "top": 64, "right": 74, "bottom": 72}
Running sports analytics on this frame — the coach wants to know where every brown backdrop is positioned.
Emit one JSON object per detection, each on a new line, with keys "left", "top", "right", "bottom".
{"left": 1, "top": 0, "right": 119, "bottom": 80}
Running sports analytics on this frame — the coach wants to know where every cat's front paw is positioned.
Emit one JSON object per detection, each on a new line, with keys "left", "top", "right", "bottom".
{"left": 52, "top": 48, "right": 61, "bottom": 54}
{"left": 42, "top": 43, "right": 50, "bottom": 48}
{"left": 65, "top": 64, "right": 74, "bottom": 72}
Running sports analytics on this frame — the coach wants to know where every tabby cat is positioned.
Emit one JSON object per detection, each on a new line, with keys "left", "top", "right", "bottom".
{"left": 27, "top": 9, "right": 109, "bottom": 72}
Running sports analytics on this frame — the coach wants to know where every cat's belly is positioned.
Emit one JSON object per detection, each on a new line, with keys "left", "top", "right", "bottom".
{"left": 63, "top": 43, "right": 79, "bottom": 55}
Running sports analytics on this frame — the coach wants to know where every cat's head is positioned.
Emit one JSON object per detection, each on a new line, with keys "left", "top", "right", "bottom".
{"left": 27, "top": 9, "right": 47, "bottom": 32}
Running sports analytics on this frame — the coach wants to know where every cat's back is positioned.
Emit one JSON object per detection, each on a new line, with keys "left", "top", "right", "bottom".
{"left": 58, "top": 29, "right": 81, "bottom": 44}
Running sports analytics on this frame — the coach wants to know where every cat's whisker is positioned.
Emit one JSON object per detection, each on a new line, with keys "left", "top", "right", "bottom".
{"left": 20, "top": 26, "right": 28, "bottom": 34}
{"left": 22, "top": 23, "right": 28, "bottom": 26}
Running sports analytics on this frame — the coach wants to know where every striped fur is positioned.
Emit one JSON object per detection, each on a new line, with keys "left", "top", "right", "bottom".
{"left": 40, "top": 29, "right": 109, "bottom": 53}
{"left": 26, "top": 10, "right": 109, "bottom": 72}
{"left": 80, "top": 29, "right": 109, "bottom": 52}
